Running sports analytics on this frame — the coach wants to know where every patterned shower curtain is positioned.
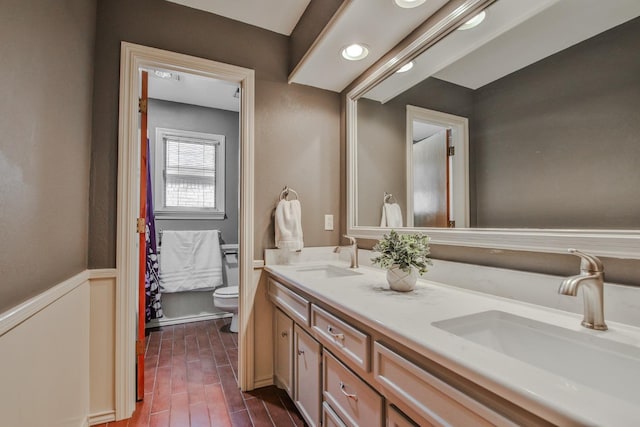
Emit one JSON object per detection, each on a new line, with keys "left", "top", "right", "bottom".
{"left": 145, "top": 141, "right": 163, "bottom": 321}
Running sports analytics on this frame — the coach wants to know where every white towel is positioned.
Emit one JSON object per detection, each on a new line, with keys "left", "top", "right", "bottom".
{"left": 380, "top": 202, "right": 403, "bottom": 228}
{"left": 160, "top": 230, "right": 223, "bottom": 293}
{"left": 275, "top": 199, "right": 304, "bottom": 251}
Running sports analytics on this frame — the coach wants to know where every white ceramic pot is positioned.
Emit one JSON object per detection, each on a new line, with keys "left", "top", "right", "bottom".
{"left": 386, "top": 265, "right": 418, "bottom": 292}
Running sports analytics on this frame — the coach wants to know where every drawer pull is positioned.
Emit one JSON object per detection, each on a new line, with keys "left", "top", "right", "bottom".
{"left": 281, "top": 331, "right": 288, "bottom": 337}
{"left": 297, "top": 349, "right": 305, "bottom": 355}
{"left": 339, "top": 381, "right": 358, "bottom": 401}
{"left": 327, "top": 325, "right": 345, "bottom": 342}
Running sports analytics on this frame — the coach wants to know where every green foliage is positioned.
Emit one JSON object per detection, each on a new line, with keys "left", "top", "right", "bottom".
{"left": 371, "top": 230, "right": 432, "bottom": 275}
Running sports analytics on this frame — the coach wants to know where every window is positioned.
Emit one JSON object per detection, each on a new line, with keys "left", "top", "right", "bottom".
{"left": 154, "top": 128, "right": 225, "bottom": 219}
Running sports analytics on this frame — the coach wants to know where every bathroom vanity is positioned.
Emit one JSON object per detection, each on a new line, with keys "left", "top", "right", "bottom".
{"left": 265, "top": 256, "right": 640, "bottom": 427}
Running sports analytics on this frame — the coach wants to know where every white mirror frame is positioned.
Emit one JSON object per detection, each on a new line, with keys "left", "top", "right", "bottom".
{"left": 346, "top": 0, "right": 640, "bottom": 259}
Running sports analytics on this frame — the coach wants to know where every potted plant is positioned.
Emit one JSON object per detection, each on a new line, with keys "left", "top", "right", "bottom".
{"left": 371, "top": 230, "right": 432, "bottom": 291}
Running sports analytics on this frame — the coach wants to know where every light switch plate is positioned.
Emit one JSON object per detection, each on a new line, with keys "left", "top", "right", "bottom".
{"left": 324, "top": 214, "right": 334, "bottom": 231}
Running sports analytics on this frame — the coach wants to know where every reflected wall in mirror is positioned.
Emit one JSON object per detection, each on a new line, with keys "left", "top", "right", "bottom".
{"left": 354, "top": 0, "right": 640, "bottom": 230}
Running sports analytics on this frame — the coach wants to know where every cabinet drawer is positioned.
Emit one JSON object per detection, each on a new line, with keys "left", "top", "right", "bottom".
{"left": 323, "top": 402, "right": 347, "bottom": 427}
{"left": 323, "top": 351, "right": 383, "bottom": 427}
{"left": 374, "top": 342, "right": 514, "bottom": 427}
{"left": 311, "top": 305, "right": 370, "bottom": 371}
{"left": 268, "top": 279, "right": 310, "bottom": 326}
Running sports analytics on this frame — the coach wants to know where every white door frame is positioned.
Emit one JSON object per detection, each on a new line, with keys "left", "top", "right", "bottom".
{"left": 116, "top": 42, "right": 255, "bottom": 419}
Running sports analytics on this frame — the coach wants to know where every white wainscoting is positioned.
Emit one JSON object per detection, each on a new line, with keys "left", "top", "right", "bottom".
{"left": 88, "top": 269, "right": 118, "bottom": 425}
{"left": 0, "top": 271, "right": 91, "bottom": 427}
{"left": 0, "top": 269, "right": 122, "bottom": 427}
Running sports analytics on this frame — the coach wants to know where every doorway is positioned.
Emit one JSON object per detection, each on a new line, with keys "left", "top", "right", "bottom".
{"left": 117, "top": 42, "right": 255, "bottom": 419}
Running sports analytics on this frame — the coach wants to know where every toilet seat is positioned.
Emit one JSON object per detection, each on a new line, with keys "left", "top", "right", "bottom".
{"left": 214, "top": 286, "right": 238, "bottom": 298}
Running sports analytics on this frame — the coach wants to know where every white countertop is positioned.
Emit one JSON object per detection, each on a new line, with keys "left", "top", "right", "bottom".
{"left": 265, "top": 259, "right": 640, "bottom": 426}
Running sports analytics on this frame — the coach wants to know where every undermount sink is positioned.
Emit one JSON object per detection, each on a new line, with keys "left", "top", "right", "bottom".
{"left": 433, "top": 310, "right": 640, "bottom": 405}
{"left": 292, "top": 264, "right": 362, "bottom": 279}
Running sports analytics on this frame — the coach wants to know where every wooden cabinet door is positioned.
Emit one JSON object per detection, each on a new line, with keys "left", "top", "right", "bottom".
{"left": 274, "top": 308, "right": 293, "bottom": 396}
{"left": 294, "top": 324, "right": 322, "bottom": 427}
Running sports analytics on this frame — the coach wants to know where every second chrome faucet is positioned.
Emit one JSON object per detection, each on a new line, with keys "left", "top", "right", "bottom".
{"left": 334, "top": 235, "right": 359, "bottom": 268}
{"left": 559, "top": 248, "right": 607, "bottom": 331}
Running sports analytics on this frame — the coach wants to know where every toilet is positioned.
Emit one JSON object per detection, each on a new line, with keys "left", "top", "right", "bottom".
{"left": 213, "top": 245, "right": 239, "bottom": 333}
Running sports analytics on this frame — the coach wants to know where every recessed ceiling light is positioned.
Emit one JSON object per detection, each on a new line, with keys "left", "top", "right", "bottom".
{"left": 341, "top": 44, "right": 369, "bottom": 61}
{"left": 394, "top": 0, "right": 427, "bottom": 8}
{"left": 396, "top": 61, "right": 414, "bottom": 73}
{"left": 457, "top": 11, "right": 486, "bottom": 30}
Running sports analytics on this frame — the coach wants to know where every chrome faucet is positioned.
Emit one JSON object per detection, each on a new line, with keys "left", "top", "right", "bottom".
{"left": 558, "top": 249, "right": 607, "bottom": 331}
{"left": 334, "top": 235, "right": 359, "bottom": 268}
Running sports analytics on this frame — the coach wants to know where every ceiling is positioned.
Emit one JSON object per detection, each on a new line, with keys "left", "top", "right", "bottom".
{"left": 164, "top": 0, "right": 310, "bottom": 35}
{"left": 164, "top": 0, "right": 451, "bottom": 93}
{"left": 147, "top": 69, "right": 240, "bottom": 112}
{"left": 159, "top": 0, "right": 640, "bottom": 99}
{"left": 288, "top": 0, "right": 449, "bottom": 92}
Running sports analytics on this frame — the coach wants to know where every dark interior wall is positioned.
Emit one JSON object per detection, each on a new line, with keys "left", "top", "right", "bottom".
{"left": 473, "top": 16, "right": 640, "bottom": 229}
{"left": 0, "top": 0, "right": 96, "bottom": 312}
{"left": 148, "top": 99, "right": 240, "bottom": 244}
{"left": 357, "top": 98, "right": 406, "bottom": 227}
{"left": 89, "top": 0, "right": 341, "bottom": 266}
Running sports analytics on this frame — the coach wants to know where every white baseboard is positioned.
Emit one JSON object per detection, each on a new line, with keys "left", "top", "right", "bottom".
{"left": 88, "top": 410, "right": 115, "bottom": 425}
{"left": 145, "top": 312, "right": 233, "bottom": 328}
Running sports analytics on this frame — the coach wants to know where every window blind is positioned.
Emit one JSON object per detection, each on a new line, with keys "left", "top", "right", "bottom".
{"left": 164, "top": 138, "right": 216, "bottom": 208}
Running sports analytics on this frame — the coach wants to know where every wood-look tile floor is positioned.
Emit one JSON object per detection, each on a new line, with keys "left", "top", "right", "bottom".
{"left": 96, "top": 318, "right": 306, "bottom": 427}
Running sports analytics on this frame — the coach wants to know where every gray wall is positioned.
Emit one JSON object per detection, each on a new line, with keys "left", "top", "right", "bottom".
{"left": 473, "top": 16, "right": 640, "bottom": 228}
{"left": 0, "top": 0, "right": 96, "bottom": 312}
{"left": 357, "top": 98, "right": 406, "bottom": 227}
{"left": 148, "top": 99, "right": 240, "bottom": 244}
{"left": 89, "top": 0, "right": 341, "bottom": 266}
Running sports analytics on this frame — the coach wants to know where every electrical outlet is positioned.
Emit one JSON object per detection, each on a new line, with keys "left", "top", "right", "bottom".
{"left": 324, "top": 214, "right": 334, "bottom": 231}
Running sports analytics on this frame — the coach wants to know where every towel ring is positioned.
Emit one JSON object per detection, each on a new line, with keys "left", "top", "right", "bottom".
{"left": 384, "top": 192, "right": 397, "bottom": 204}
{"left": 280, "top": 186, "right": 299, "bottom": 201}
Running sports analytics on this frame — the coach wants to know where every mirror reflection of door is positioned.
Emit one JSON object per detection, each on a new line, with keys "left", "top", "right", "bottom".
{"left": 412, "top": 124, "right": 451, "bottom": 227}
{"left": 406, "top": 105, "right": 468, "bottom": 228}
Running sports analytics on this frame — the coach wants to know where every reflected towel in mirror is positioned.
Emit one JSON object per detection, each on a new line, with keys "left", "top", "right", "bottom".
{"left": 381, "top": 202, "right": 403, "bottom": 228}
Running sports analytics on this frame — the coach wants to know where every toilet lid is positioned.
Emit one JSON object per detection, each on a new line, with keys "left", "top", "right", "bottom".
{"left": 214, "top": 286, "right": 239, "bottom": 298}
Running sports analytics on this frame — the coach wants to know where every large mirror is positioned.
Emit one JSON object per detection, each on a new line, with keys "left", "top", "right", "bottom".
{"left": 347, "top": 0, "right": 640, "bottom": 257}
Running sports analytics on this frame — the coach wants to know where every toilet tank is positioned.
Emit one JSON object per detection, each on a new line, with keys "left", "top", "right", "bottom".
{"left": 221, "top": 244, "right": 239, "bottom": 287}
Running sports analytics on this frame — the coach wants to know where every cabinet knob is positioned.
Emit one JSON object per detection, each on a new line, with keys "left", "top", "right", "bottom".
{"left": 281, "top": 331, "right": 288, "bottom": 337}
{"left": 297, "top": 349, "right": 305, "bottom": 356}
{"left": 339, "top": 381, "right": 358, "bottom": 401}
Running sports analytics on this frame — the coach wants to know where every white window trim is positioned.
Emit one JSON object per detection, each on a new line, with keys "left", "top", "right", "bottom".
{"left": 154, "top": 127, "right": 226, "bottom": 219}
